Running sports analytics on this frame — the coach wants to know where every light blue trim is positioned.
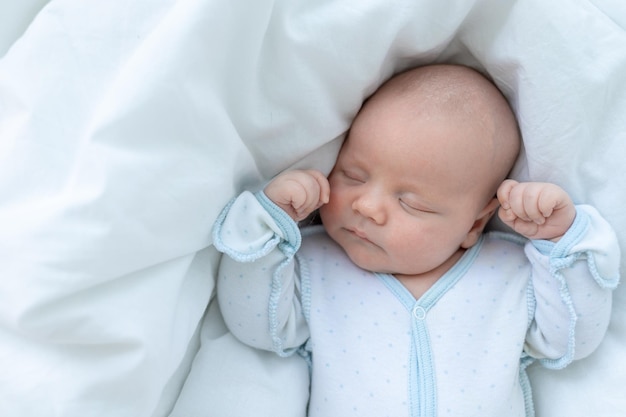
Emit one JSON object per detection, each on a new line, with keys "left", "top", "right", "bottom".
{"left": 377, "top": 236, "right": 485, "bottom": 417}
{"left": 412, "top": 319, "right": 435, "bottom": 417}
{"left": 378, "top": 234, "right": 484, "bottom": 309}
{"left": 519, "top": 353, "right": 536, "bottom": 417}
{"left": 539, "top": 208, "right": 590, "bottom": 369}
{"left": 212, "top": 195, "right": 285, "bottom": 262}
{"left": 550, "top": 207, "right": 589, "bottom": 258}
{"left": 268, "top": 253, "right": 300, "bottom": 357}
{"left": 525, "top": 280, "right": 536, "bottom": 330}
{"left": 298, "top": 226, "right": 328, "bottom": 369}
{"left": 257, "top": 192, "right": 304, "bottom": 357}
{"left": 295, "top": 252, "right": 312, "bottom": 324}
{"left": 298, "top": 226, "right": 326, "bottom": 326}
{"left": 585, "top": 249, "right": 621, "bottom": 290}
{"left": 257, "top": 191, "right": 302, "bottom": 253}
{"left": 531, "top": 239, "right": 554, "bottom": 256}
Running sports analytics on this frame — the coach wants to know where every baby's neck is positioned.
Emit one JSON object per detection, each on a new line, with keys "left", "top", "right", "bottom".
{"left": 394, "top": 248, "right": 466, "bottom": 300}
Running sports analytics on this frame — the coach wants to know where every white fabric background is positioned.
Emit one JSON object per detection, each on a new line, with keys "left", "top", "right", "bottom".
{"left": 0, "top": 1, "right": 624, "bottom": 416}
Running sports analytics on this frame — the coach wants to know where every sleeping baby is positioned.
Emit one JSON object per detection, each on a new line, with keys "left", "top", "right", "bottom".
{"left": 212, "top": 64, "right": 620, "bottom": 416}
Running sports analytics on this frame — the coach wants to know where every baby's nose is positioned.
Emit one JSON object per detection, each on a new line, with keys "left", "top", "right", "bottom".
{"left": 352, "top": 193, "right": 386, "bottom": 224}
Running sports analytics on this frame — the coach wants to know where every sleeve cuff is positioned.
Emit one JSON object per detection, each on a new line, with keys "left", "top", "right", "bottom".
{"left": 212, "top": 190, "right": 301, "bottom": 262}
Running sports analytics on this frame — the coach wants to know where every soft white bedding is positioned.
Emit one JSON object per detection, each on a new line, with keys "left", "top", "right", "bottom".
{"left": 0, "top": 1, "right": 624, "bottom": 416}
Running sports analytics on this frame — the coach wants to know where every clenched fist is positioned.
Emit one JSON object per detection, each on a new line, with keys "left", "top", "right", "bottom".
{"left": 497, "top": 179, "right": 576, "bottom": 242}
{"left": 264, "top": 170, "right": 330, "bottom": 221}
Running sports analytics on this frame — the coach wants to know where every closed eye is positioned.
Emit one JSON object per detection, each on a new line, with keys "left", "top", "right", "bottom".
{"left": 399, "top": 198, "right": 435, "bottom": 214}
{"left": 341, "top": 169, "right": 366, "bottom": 183}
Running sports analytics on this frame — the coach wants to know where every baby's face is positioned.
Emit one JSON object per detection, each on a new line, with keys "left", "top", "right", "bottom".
{"left": 319, "top": 93, "right": 493, "bottom": 278}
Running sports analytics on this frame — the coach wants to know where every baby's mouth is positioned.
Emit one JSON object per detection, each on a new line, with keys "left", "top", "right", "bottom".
{"left": 347, "top": 227, "right": 376, "bottom": 245}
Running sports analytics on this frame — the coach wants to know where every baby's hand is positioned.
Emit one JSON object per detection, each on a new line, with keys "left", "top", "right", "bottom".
{"left": 496, "top": 180, "right": 576, "bottom": 242}
{"left": 264, "top": 169, "right": 330, "bottom": 221}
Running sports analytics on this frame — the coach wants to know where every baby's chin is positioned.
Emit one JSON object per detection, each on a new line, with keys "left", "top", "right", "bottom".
{"left": 341, "top": 247, "right": 390, "bottom": 274}
{"left": 343, "top": 248, "right": 419, "bottom": 277}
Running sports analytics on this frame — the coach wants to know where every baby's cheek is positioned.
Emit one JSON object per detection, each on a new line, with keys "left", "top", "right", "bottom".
{"left": 387, "top": 239, "right": 416, "bottom": 266}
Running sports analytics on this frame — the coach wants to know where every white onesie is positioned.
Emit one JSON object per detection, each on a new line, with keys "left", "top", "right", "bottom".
{"left": 213, "top": 191, "right": 620, "bottom": 417}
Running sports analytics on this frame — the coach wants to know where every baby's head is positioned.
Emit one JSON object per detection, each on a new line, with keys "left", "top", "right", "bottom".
{"left": 320, "top": 64, "right": 520, "bottom": 278}
{"left": 362, "top": 64, "right": 520, "bottom": 205}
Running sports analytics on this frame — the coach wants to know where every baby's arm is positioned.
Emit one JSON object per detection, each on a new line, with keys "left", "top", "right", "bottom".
{"left": 497, "top": 181, "right": 621, "bottom": 367}
{"left": 213, "top": 170, "right": 329, "bottom": 355}
{"left": 264, "top": 169, "right": 330, "bottom": 222}
{"left": 496, "top": 179, "right": 577, "bottom": 242}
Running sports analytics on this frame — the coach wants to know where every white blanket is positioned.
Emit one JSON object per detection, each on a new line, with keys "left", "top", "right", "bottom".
{"left": 0, "top": 1, "right": 624, "bottom": 416}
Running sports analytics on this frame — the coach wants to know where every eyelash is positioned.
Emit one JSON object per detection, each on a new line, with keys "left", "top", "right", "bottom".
{"left": 399, "top": 199, "right": 419, "bottom": 212}
{"left": 342, "top": 170, "right": 365, "bottom": 183}
{"left": 400, "top": 198, "right": 433, "bottom": 214}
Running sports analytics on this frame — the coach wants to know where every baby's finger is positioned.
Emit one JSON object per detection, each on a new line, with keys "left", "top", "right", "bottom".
{"left": 520, "top": 184, "right": 548, "bottom": 225}
{"left": 497, "top": 206, "right": 516, "bottom": 226}
{"left": 496, "top": 179, "right": 518, "bottom": 210}
{"left": 512, "top": 217, "right": 540, "bottom": 237}
{"left": 285, "top": 180, "right": 309, "bottom": 211}
{"left": 505, "top": 183, "right": 533, "bottom": 222}
{"left": 536, "top": 184, "right": 568, "bottom": 218}
{"left": 308, "top": 170, "right": 331, "bottom": 206}
{"left": 289, "top": 171, "right": 325, "bottom": 219}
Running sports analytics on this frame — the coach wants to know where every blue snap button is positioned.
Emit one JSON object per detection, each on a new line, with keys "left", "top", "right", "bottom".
{"left": 412, "top": 306, "right": 426, "bottom": 320}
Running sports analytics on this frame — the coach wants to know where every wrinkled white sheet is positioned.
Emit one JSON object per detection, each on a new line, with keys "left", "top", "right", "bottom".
{"left": 0, "top": 1, "right": 624, "bottom": 416}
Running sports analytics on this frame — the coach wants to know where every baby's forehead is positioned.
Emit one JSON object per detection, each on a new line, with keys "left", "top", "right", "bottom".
{"left": 378, "top": 66, "right": 505, "bottom": 118}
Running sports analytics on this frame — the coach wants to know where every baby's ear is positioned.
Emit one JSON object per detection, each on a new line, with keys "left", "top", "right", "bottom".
{"left": 460, "top": 198, "right": 500, "bottom": 249}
